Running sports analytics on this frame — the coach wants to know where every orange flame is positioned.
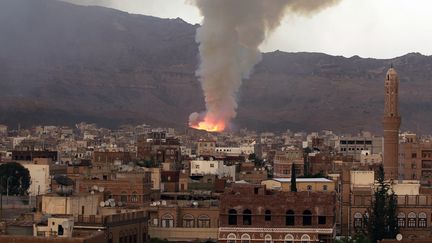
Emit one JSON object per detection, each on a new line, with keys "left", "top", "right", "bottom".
{"left": 191, "top": 116, "right": 226, "bottom": 132}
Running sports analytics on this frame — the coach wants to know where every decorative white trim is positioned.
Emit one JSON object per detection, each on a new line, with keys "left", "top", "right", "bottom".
{"left": 218, "top": 227, "right": 333, "bottom": 234}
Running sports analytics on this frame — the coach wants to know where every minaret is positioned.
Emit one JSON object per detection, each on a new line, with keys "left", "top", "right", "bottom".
{"left": 383, "top": 66, "right": 401, "bottom": 180}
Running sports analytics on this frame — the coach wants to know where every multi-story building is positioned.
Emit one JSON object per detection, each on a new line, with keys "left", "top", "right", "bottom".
{"left": 338, "top": 136, "right": 383, "bottom": 162}
{"left": 218, "top": 184, "right": 336, "bottom": 243}
{"left": 399, "top": 134, "right": 432, "bottom": 184}
{"left": 273, "top": 148, "right": 304, "bottom": 178}
{"left": 147, "top": 202, "right": 219, "bottom": 242}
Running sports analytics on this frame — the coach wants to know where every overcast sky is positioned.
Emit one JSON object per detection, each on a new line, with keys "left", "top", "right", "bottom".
{"left": 65, "top": 0, "right": 432, "bottom": 59}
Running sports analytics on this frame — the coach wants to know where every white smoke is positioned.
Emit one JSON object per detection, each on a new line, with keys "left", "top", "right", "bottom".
{"left": 189, "top": 0, "right": 341, "bottom": 130}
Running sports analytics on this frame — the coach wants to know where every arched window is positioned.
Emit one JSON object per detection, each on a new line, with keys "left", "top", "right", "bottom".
{"left": 286, "top": 210, "right": 295, "bottom": 226}
{"left": 197, "top": 215, "right": 210, "bottom": 228}
{"left": 307, "top": 185, "right": 312, "bottom": 191}
{"left": 131, "top": 191, "right": 138, "bottom": 202}
{"left": 354, "top": 213, "right": 363, "bottom": 228}
{"left": 227, "top": 233, "right": 236, "bottom": 243}
{"left": 418, "top": 212, "right": 427, "bottom": 228}
{"left": 120, "top": 191, "right": 127, "bottom": 202}
{"left": 301, "top": 234, "right": 311, "bottom": 242}
{"left": 397, "top": 212, "right": 406, "bottom": 228}
{"left": 228, "top": 209, "right": 237, "bottom": 225}
{"left": 161, "top": 214, "right": 174, "bottom": 228}
{"left": 303, "top": 210, "right": 312, "bottom": 226}
{"left": 182, "top": 214, "right": 194, "bottom": 228}
{"left": 408, "top": 212, "right": 416, "bottom": 228}
{"left": 243, "top": 209, "right": 252, "bottom": 225}
{"left": 265, "top": 210, "right": 272, "bottom": 221}
{"left": 264, "top": 234, "right": 272, "bottom": 243}
{"left": 284, "top": 234, "right": 294, "bottom": 243}
{"left": 241, "top": 233, "right": 251, "bottom": 243}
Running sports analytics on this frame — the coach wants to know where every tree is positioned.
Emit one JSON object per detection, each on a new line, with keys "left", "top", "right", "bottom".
{"left": 367, "top": 165, "right": 399, "bottom": 243}
{"left": 290, "top": 163, "right": 297, "bottom": 192}
{"left": 0, "top": 162, "right": 31, "bottom": 196}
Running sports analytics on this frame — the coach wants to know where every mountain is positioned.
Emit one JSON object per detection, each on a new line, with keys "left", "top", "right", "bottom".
{"left": 0, "top": 0, "right": 431, "bottom": 134}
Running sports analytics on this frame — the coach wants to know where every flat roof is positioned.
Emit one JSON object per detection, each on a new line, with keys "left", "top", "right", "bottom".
{"left": 272, "top": 178, "right": 333, "bottom": 183}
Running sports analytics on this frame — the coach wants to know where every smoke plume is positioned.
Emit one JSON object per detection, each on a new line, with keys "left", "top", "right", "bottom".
{"left": 189, "top": 0, "right": 341, "bottom": 132}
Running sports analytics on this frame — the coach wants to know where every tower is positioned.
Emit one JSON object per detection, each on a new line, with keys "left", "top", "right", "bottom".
{"left": 383, "top": 67, "right": 401, "bottom": 180}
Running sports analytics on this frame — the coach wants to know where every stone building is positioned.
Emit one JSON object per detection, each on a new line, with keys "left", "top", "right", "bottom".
{"left": 147, "top": 202, "right": 219, "bottom": 242}
{"left": 399, "top": 134, "right": 432, "bottom": 184}
{"left": 218, "top": 184, "right": 336, "bottom": 243}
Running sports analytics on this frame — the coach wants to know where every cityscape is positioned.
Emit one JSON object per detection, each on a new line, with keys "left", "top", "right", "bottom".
{"left": 1, "top": 0, "right": 432, "bottom": 243}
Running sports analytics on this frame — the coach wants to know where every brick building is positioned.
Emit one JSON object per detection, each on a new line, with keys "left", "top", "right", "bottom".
{"left": 136, "top": 133, "right": 181, "bottom": 165}
{"left": 273, "top": 148, "right": 304, "bottom": 178}
{"left": 218, "top": 184, "right": 336, "bottom": 243}
{"left": 147, "top": 203, "right": 219, "bottom": 241}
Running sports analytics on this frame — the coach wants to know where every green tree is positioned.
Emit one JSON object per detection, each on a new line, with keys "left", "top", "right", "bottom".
{"left": 335, "top": 234, "right": 370, "bottom": 243}
{"left": 367, "top": 165, "right": 399, "bottom": 243}
{"left": 290, "top": 163, "right": 297, "bottom": 192}
{"left": 0, "top": 162, "right": 31, "bottom": 195}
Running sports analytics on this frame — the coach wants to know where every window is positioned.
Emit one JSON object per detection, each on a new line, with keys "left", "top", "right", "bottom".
{"left": 301, "top": 234, "right": 311, "bottom": 242}
{"left": 264, "top": 234, "right": 272, "bottom": 243}
{"left": 284, "top": 234, "right": 294, "bottom": 243}
{"left": 318, "top": 216, "right": 326, "bottom": 225}
{"left": 241, "top": 234, "right": 250, "bottom": 243}
{"left": 228, "top": 209, "right": 237, "bottom": 225}
{"left": 210, "top": 163, "right": 214, "bottom": 168}
{"left": 120, "top": 191, "right": 127, "bottom": 202}
{"left": 419, "top": 212, "right": 427, "bottom": 228}
{"left": 323, "top": 185, "right": 328, "bottom": 191}
{"left": 265, "top": 210, "right": 272, "bottom": 221}
{"left": 161, "top": 214, "right": 174, "bottom": 228}
{"left": 243, "top": 209, "right": 252, "bottom": 225}
{"left": 303, "top": 210, "right": 312, "bottom": 226}
{"left": 131, "top": 192, "right": 138, "bottom": 203}
{"left": 182, "top": 214, "right": 194, "bottom": 228}
{"left": 197, "top": 215, "right": 210, "bottom": 228}
{"left": 408, "top": 212, "right": 416, "bottom": 228}
{"left": 286, "top": 210, "right": 295, "bottom": 226}
{"left": 354, "top": 213, "right": 362, "bottom": 228}
{"left": 397, "top": 212, "right": 406, "bottom": 228}
{"left": 227, "top": 233, "right": 236, "bottom": 243}
{"left": 307, "top": 185, "right": 312, "bottom": 191}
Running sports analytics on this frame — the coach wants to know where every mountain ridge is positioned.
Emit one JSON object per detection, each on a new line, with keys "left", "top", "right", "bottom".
{"left": 1, "top": 0, "right": 432, "bottom": 133}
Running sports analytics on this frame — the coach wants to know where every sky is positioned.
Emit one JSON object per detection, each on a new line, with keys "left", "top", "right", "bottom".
{"left": 64, "top": 0, "right": 432, "bottom": 59}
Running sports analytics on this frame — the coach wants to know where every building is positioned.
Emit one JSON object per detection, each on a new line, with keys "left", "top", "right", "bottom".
{"left": 338, "top": 136, "right": 383, "bottom": 162}
{"left": 196, "top": 140, "right": 216, "bottom": 157}
{"left": 190, "top": 159, "right": 236, "bottom": 181}
{"left": 383, "top": 67, "right": 401, "bottom": 180}
{"left": 399, "top": 134, "right": 432, "bottom": 184}
{"left": 340, "top": 170, "right": 432, "bottom": 240}
{"left": 273, "top": 148, "right": 304, "bottom": 178}
{"left": 261, "top": 178, "right": 335, "bottom": 192}
{"left": 147, "top": 202, "right": 219, "bottom": 242}
{"left": 218, "top": 184, "right": 336, "bottom": 243}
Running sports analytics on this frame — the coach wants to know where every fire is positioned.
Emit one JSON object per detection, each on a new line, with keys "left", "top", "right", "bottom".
{"left": 191, "top": 117, "right": 226, "bottom": 132}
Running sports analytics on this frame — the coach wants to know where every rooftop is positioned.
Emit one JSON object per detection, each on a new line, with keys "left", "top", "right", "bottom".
{"left": 273, "top": 178, "right": 333, "bottom": 183}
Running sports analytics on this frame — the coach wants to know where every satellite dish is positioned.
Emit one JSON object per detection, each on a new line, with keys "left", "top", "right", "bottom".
{"left": 118, "top": 201, "right": 123, "bottom": 207}
{"left": 99, "top": 202, "right": 105, "bottom": 207}
{"left": 104, "top": 201, "right": 110, "bottom": 207}
{"left": 53, "top": 175, "right": 74, "bottom": 186}
{"left": 92, "top": 185, "right": 99, "bottom": 191}
{"left": 99, "top": 187, "right": 105, "bottom": 192}
{"left": 396, "top": 234, "right": 403, "bottom": 241}
{"left": 192, "top": 201, "right": 199, "bottom": 207}
{"left": 109, "top": 201, "right": 116, "bottom": 207}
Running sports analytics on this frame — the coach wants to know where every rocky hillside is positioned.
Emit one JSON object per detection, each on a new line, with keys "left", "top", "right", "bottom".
{"left": 0, "top": 0, "right": 431, "bottom": 133}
